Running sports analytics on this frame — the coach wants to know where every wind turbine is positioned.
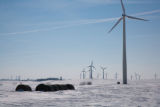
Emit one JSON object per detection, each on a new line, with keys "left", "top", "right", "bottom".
{"left": 115, "top": 72, "right": 118, "bottom": 80}
{"left": 135, "top": 73, "right": 138, "bottom": 80}
{"left": 130, "top": 75, "right": 133, "bottom": 80}
{"left": 138, "top": 74, "right": 141, "bottom": 80}
{"left": 88, "top": 61, "right": 96, "bottom": 79}
{"left": 81, "top": 68, "right": 86, "bottom": 79}
{"left": 101, "top": 66, "right": 107, "bottom": 79}
{"left": 154, "top": 73, "right": 157, "bottom": 80}
{"left": 108, "top": 0, "right": 148, "bottom": 84}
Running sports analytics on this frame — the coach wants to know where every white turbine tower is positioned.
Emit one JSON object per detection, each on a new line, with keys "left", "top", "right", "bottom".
{"left": 81, "top": 68, "right": 86, "bottom": 79}
{"left": 131, "top": 75, "right": 133, "bottom": 80}
{"left": 101, "top": 67, "right": 107, "bottom": 79}
{"left": 115, "top": 72, "right": 118, "bottom": 80}
{"left": 108, "top": 0, "right": 148, "bottom": 84}
{"left": 154, "top": 73, "right": 157, "bottom": 80}
{"left": 135, "top": 73, "right": 138, "bottom": 80}
{"left": 88, "top": 61, "right": 96, "bottom": 79}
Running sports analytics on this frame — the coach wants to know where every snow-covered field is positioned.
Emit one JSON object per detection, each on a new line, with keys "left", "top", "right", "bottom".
{"left": 0, "top": 79, "right": 160, "bottom": 107}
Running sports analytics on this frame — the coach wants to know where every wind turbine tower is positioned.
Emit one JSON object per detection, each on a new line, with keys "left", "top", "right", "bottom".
{"left": 131, "top": 75, "right": 133, "bottom": 80}
{"left": 138, "top": 74, "right": 141, "bottom": 80}
{"left": 135, "top": 73, "right": 138, "bottom": 80}
{"left": 108, "top": 0, "right": 148, "bottom": 84}
{"left": 115, "top": 72, "right": 118, "bottom": 80}
{"left": 81, "top": 68, "right": 86, "bottom": 79}
{"left": 88, "top": 61, "right": 96, "bottom": 79}
{"left": 101, "top": 67, "right": 107, "bottom": 79}
{"left": 155, "top": 73, "right": 157, "bottom": 80}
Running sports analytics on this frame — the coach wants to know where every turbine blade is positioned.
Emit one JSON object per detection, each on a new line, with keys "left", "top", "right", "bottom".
{"left": 108, "top": 17, "right": 122, "bottom": 33}
{"left": 126, "top": 15, "right": 148, "bottom": 21}
{"left": 120, "top": 0, "right": 125, "bottom": 14}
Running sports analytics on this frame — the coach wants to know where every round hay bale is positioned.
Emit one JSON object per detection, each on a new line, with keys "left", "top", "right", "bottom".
{"left": 51, "top": 85, "right": 59, "bottom": 91}
{"left": 60, "top": 84, "right": 68, "bottom": 90}
{"left": 87, "top": 81, "right": 92, "bottom": 85}
{"left": 66, "top": 84, "right": 75, "bottom": 90}
{"left": 54, "top": 84, "right": 62, "bottom": 90}
{"left": 15, "top": 84, "right": 32, "bottom": 91}
{"left": 117, "top": 82, "right": 120, "bottom": 84}
{"left": 35, "top": 84, "right": 53, "bottom": 92}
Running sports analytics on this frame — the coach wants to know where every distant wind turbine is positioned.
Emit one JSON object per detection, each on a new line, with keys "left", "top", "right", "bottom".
{"left": 115, "top": 72, "right": 118, "bottom": 80}
{"left": 131, "top": 75, "right": 133, "bottom": 80}
{"left": 108, "top": 0, "right": 148, "bottom": 84}
{"left": 154, "top": 73, "right": 157, "bottom": 80}
{"left": 88, "top": 61, "right": 96, "bottom": 79}
{"left": 138, "top": 74, "right": 141, "bottom": 80}
{"left": 101, "top": 67, "right": 107, "bottom": 79}
{"left": 135, "top": 73, "right": 138, "bottom": 80}
{"left": 81, "top": 68, "right": 86, "bottom": 79}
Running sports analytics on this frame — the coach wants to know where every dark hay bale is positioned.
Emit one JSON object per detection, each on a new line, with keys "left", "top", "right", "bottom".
{"left": 51, "top": 85, "right": 59, "bottom": 91}
{"left": 66, "top": 84, "right": 75, "bottom": 90}
{"left": 52, "top": 84, "right": 67, "bottom": 90}
{"left": 87, "top": 82, "right": 92, "bottom": 85}
{"left": 35, "top": 84, "right": 75, "bottom": 92}
{"left": 60, "top": 84, "right": 68, "bottom": 90}
{"left": 54, "top": 84, "right": 62, "bottom": 90}
{"left": 35, "top": 84, "right": 53, "bottom": 92}
{"left": 15, "top": 84, "right": 32, "bottom": 91}
{"left": 117, "top": 82, "right": 120, "bottom": 84}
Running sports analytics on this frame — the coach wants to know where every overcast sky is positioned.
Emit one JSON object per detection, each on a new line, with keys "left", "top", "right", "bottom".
{"left": 0, "top": 0, "right": 160, "bottom": 80}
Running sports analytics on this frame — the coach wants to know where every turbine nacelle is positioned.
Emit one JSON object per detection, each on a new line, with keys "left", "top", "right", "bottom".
{"left": 122, "top": 14, "right": 126, "bottom": 17}
{"left": 101, "top": 66, "right": 107, "bottom": 71}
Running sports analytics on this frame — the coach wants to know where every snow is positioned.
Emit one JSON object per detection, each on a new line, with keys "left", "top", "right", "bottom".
{"left": 0, "top": 79, "right": 160, "bottom": 107}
